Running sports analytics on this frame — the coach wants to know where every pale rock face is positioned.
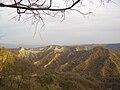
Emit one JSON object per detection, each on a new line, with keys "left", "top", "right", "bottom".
{"left": 75, "top": 47, "right": 89, "bottom": 51}
{"left": 54, "top": 47, "right": 64, "bottom": 53}
{"left": 84, "top": 47, "right": 89, "bottom": 50}
{"left": 44, "top": 53, "right": 61, "bottom": 68}
{"left": 18, "top": 46, "right": 64, "bottom": 61}
{"left": 34, "top": 61, "right": 41, "bottom": 65}
{"left": 18, "top": 48, "right": 40, "bottom": 60}
{"left": 19, "top": 48, "right": 25, "bottom": 51}
{"left": 47, "top": 45, "right": 53, "bottom": 50}
{"left": 75, "top": 48, "right": 79, "bottom": 52}
{"left": 39, "top": 48, "right": 44, "bottom": 51}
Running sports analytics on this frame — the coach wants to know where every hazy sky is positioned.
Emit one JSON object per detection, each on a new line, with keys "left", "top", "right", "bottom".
{"left": 0, "top": 0, "right": 120, "bottom": 46}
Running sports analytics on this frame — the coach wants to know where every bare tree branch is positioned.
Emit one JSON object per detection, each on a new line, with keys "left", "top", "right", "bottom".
{"left": 0, "top": 0, "right": 82, "bottom": 11}
{"left": 0, "top": 0, "right": 112, "bottom": 36}
{"left": 0, "top": 0, "right": 111, "bottom": 18}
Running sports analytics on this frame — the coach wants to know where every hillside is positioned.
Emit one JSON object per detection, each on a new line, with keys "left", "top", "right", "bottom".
{"left": 0, "top": 45, "right": 120, "bottom": 90}
{"left": 15, "top": 45, "right": 120, "bottom": 78}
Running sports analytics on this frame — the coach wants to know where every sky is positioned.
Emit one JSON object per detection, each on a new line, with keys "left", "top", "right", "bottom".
{"left": 0, "top": 0, "right": 120, "bottom": 46}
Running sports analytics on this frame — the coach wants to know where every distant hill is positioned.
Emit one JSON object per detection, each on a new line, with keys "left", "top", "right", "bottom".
{"left": 104, "top": 43, "right": 120, "bottom": 52}
{"left": 1, "top": 43, "right": 120, "bottom": 52}
{"left": 15, "top": 45, "right": 120, "bottom": 77}
{"left": 0, "top": 43, "right": 17, "bottom": 48}
{"left": 0, "top": 43, "right": 43, "bottom": 48}
{"left": 67, "top": 43, "right": 120, "bottom": 52}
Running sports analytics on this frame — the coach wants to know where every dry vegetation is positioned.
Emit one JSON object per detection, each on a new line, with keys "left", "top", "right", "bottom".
{"left": 0, "top": 46, "right": 120, "bottom": 90}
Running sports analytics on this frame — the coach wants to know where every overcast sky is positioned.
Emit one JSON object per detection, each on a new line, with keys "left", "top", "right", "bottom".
{"left": 0, "top": 0, "right": 120, "bottom": 46}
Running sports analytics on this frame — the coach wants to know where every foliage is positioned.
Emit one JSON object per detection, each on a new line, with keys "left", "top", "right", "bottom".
{"left": 0, "top": 48, "right": 16, "bottom": 71}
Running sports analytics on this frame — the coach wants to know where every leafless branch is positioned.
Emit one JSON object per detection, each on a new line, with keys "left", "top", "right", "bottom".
{"left": 0, "top": 0, "right": 112, "bottom": 36}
